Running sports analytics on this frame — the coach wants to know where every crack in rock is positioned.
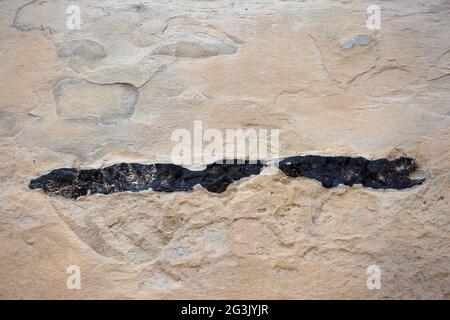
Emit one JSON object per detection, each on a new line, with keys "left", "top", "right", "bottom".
{"left": 29, "top": 157, "right": 425, "bottom": 199}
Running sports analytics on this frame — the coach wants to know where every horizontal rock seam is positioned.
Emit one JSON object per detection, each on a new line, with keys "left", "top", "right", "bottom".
{"left": 29, "top": 156, "right": 425, "bottom": 199}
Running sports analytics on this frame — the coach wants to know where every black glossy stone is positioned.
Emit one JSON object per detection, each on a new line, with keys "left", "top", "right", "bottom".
{"left": 29, "top": 156, "right": 425, "bottom": 199}
{"left": 29, "top": 160, "right": 264, "bottom": 199}
{"left": 278, "top": 156, "right": 425, "bottom": 190}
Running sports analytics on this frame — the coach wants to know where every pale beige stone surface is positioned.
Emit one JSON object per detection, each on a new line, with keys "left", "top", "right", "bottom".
{"left": 0, "top": 0, "right": 449, "bottom": 299}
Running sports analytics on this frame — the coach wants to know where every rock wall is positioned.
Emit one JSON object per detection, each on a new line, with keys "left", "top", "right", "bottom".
{"left": 0, "top": 0, "right": 449, "bottom": 299}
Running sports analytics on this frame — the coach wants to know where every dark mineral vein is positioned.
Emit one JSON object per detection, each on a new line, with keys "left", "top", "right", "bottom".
{"left": 29, "top": 157, "right": 425, "bottom": 199}
{"left": 29, "top": 160, "right": 264, "bottom": 199}
{"left": 278, "top": 156, "right": 425, "bottom": 189}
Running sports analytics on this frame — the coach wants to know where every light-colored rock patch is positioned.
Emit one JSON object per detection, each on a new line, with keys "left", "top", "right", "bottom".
{"left": 153, "top": 32, "right": 237, "bottom": 58}
{"left": 53, "top": 79, "right": 139, "bottom": 124}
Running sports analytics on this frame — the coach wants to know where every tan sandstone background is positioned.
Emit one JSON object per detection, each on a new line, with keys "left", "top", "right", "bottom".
{"left": 0, "top": 0, "right": 449, "bottom": 299}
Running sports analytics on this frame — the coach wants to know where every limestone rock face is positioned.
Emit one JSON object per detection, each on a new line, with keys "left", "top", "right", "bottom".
{"left": 340, "top": 35, "right": 374, "bottom": 50}
{"left": 0, "top": 0, "right": 449, "bottom": 299}
{"left": 153, "top": 32, "right": 238, "bottom": 58}
{"left": 53, "top": 79, "right": 139, "bottom": 124}
{"left": 57, "top": 39, "right": 107, "bottom": 61}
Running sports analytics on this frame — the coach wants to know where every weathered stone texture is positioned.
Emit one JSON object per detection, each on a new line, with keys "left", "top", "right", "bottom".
{"left": 0, "top": 0, "right": 449, "bottom": 299}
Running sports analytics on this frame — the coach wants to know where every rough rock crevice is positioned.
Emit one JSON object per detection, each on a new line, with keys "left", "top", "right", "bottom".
{"left": 29, "top": 156, "right": 425, "bottom": 199}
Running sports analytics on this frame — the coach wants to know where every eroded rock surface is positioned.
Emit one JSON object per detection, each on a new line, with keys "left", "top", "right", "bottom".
{"left": 57, "top": 39, "right": 107, "bottom": 61}
{"left": 53, "top": 79, "right": 139, "bottom": 124}
{"left": 1, "top": 0, "right": 449, "bottom": 300}
{"left": 153, "top": 32, "right": 238, "bottom": 58}
{"left": 340, "top": 35, "right": 374, "bottom": 50}
{"left": 0, "top": 111, "right": 36, "bottom": 137}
